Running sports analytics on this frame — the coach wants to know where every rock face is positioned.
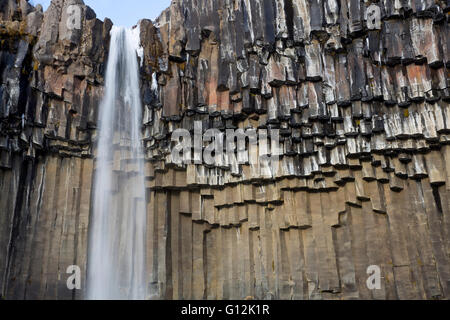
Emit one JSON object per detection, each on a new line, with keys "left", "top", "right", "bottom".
{"left": 1, "top": 0, "right": 450, "bottom": 300}
{"left": 0, "top": 0, "right": 111, "bottom": 299}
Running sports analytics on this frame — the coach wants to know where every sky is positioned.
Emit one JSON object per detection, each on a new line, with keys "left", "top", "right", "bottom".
{"left": 29, "top": 0, "right": 172, "bottom": 26}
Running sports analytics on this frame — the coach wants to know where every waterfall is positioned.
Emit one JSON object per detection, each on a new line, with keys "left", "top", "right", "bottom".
{"left": 87, "top": 26, "right": 147, "bottom": 300}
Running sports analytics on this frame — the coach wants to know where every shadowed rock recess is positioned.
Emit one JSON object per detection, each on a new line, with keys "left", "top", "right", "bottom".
{"left": 0, "top": 0, "right": 450, "bottom": 300}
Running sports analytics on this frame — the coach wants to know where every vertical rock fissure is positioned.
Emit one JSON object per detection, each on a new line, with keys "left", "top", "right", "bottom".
{"left": 2, "top": 159, "right": 30, "bottom": 298}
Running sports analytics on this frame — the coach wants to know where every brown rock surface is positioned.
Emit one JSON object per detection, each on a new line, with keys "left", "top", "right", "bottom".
{"left": 1, "top": 0, "right": 450, "bottom": 300}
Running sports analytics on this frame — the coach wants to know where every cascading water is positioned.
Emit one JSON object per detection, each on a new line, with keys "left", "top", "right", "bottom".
{"left": 87, "top": 26, "right": 147, "bottom": 300}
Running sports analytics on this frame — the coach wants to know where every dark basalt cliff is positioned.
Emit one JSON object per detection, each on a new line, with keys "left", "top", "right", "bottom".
{"left": 0, "top": 0, "right": 450, "bottom": 300}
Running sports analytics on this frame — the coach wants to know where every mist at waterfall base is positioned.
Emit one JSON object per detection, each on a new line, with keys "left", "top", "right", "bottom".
{"left": 87, "top": 26, "right": 147, "bottom": 300}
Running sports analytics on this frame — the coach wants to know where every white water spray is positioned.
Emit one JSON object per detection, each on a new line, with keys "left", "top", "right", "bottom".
{"left": 87, "top": 26, "right": 147, "bottom": 300}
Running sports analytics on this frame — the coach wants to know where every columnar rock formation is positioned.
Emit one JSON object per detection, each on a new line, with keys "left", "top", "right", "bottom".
{"left": 0, "top": 0, "right": 111, "bottom": 299}
{"left": 1, "top": 0, "right": 449, "bottom": 300}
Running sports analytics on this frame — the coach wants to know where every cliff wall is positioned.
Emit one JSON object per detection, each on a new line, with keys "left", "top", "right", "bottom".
{"left": 0, "top": 0, "right": 449, "bottom": 300}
